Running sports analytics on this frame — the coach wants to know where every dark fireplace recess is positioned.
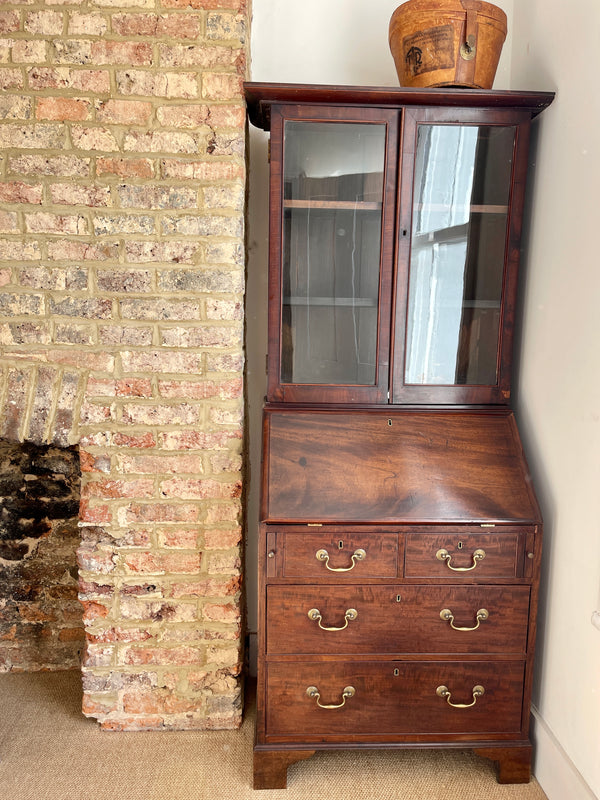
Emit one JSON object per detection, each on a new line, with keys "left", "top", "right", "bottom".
{"left": 0, "top": 440, "right": 83, "bottom": 671}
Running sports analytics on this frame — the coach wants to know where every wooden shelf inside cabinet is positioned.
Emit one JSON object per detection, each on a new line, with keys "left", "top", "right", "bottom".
{"left": 283, "top": 296, "right": 377, "bottom": 307}
{"left": 414, "top": 203, "right": 509, "bottom": 214}
{"left": 284, "top": 199, "right": 383, "bottom": 211}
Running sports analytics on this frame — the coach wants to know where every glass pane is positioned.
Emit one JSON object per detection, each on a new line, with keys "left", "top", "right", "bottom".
{"left": 281, "top": 121, "right": 386, "bottom": 385}
{"left": 405, "top": 124, "right": 515, "bottom": 386}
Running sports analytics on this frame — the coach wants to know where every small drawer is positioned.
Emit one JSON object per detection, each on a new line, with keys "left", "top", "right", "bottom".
{"left": 280, "top": 531, "right": 399, "bottom": 579}
{"left": 265, "top": 660, "right": 525, "bottom": 739}
{"left": 266, "top": 585, "right": 530, "bottom": 655}
{"left": 405, "top": 532, "right": 521, "bottom": 579}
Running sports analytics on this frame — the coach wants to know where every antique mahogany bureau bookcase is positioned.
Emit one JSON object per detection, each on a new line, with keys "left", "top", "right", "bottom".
{"left": 244, "top": 82, "right": 554, "bottom": 790}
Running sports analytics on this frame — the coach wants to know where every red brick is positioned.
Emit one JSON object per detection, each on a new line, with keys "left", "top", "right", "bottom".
{"left": 27, "top": 68, "right": 111, "bottom": 94}
{"left": 205, "top": 503, "right": 241, "bottom": 524}
{"left": 123, "top": 503, "right": 199, "bottom": 523}
{"left": 161, "top": 0, "right": 245, "bottom": 10}
{"left": 170, "top": 575, "right": 240, "bottom": 599}
{"left": 157, "top": 13, "right": 201, "bottom": 39}
{"left": 83, "top": 479, "right": 155, "bottom": 500}
{"left": 202, "top": 603, "right": 239, "bottom": 623}
{"left": 113, "top": 431, "right": 157, "bottom": 449}
{"left": 97, "top": 157, "right": 154, "bottom": 178}
{"left": 117, "top": 379, "right": 153, "bottom": 397}
{"left": 50, "top": 183, "right": 111, "bottom": 207}
{"left": 85, "top": 378, "right": 152, "bottom": 398}
{"left": 0, "top": 182, "right": 43, "bottom": 204}
{"left": 159, "top": 430, "right": 241, "bottom": 451}
{"left": 36, "top": 97, "right": 91, "bottom": 121}
{"left": 111, "top": 13, "right": 159, "bottom": 36}
{"left": 121, "top": 403, "right": 202, "bottom": 427}
{"left": 202, "top": 72, "right": 243, "bottom": 101}
{"left": 122, "top": 553, "right": 162, "bottom": 574}
{"left": 158, "top": 528, "right": 199, "bottom": 549}
{"left": 80, "top": 451, "right": 111, "bottom": 474}
{"left": 112, "top": 13, "right": 201, "bottom": 39}
{"left": 0, "top": 69, "right": 23, "bottom": 90}
{"left": 96, "top": 99, "right": 153, "bottom": 125}
{"left": 68, "top": 13, "right": 108, "bottom": 36}
{"left": 160, "top": 159, "right": 243, "bottom": 181}
{"left": 117, "top": 453, "right": 204, "bottom": 474}
{"left": 78, "top": 500, "right": 111, "bottom": 525}
{"left": 123, "top": 645, "right": 200, "bottom": 666}
{"left": 25, "top": 212, "right": 88, "bottom": 235}
{"left": 160, "top": 478, "right": 241, "bottom": 500}
{"left": 83, "top": 645, "right": 114, "bottom": 669}
{"left": 91, "top": 41, "right": 153, "bottom": 66}
{"left": 116, "top": 70, "right": 198, "bottom": 99}
{"left": 0, "top": 10, "right": 20, "bottom": 33}
{"left": 156, "top": 105, "right": 209, "bottom": 128}
{"left": 209, "top": 451, "right": 242, "bottom": 473}
{"left": 81, "top": 600, "right": 110, "bottom": 622}
{"left": 24, "top": 10, "right": 62, "bottom": 35}
{"left": 88, "top": 627, "right": 152, "bottom": 644}
{"left": 122, "top": 689, "right": 199, "bottom": 715}
{"left": 121, "top": 351, "right": 203, "bottom": 375}
{"left": 161, "top": 553, "right": 202, "bottom": 574}
{"left": 204, "top": 528, "right": 242, "bottom": 549}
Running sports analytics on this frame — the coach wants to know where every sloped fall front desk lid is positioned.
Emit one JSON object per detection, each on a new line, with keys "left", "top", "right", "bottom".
{"left": 262, "top": 409, "right": 541, "bottom": 525}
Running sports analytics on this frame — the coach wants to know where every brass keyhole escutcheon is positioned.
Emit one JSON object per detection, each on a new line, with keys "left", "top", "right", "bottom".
{"left": 460, "top": 33, "right": 476, "bottom": 61}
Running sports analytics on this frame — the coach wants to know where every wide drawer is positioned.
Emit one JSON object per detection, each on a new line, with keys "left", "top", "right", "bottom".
{"left": 266, "top": 585, "right": 530, "bottom": 655}
{"left": 405, "top": 532, "right": 521, "bottom": 579}
{"left": 265, "top": 660, "right": 525, "bottom": 738}
{"left": 279, "top": 531, "right": 399, "bottom": 578}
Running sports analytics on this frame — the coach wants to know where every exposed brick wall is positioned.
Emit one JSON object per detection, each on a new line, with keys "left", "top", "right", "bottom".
{"left": 0, "top": 0, "right": 248, "bottom": 730}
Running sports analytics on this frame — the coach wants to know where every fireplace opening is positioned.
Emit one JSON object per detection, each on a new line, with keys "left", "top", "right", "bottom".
{"left": 0, "top": 440, "right": 83, "bottom": 672}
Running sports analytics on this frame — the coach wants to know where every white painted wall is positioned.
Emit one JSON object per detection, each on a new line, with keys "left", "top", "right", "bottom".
{"left": 509, "top": 2, "right": 600, "bottom": 797}
{"left": 245, "top": 3, "right": 599, "bottom": 797}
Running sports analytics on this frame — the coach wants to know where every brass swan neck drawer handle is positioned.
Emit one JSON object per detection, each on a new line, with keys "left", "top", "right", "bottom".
{"left": 436, "top": 684, "right": 485, "bottom": 708}
{"left": 315, "top": 547, "right": 366, "bottom": 572}
{"left": 308, "top": 607, "right": 358, "bottom": 631}
{"left": 436, "top": 548, "right": 486, "bottom": 571}
{"left": 440, "top": 607, "right": 489, "bottom": 631}
{"left": 306, "top": 685, "right": 355, "bottom": 709}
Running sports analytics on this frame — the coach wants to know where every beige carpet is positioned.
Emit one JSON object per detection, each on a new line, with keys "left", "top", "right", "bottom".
{"left": 0, "top": 671, "right": 548, "bottom": 800}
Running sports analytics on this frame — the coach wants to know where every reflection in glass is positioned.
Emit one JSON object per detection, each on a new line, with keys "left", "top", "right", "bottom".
{"left": 405, "top": 124, "right": 515, "bottom": 386}
{"left": 281, "top": 121, "right": 386, "bottom": 385}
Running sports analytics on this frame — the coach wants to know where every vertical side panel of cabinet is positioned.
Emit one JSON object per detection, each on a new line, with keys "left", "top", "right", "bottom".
{"left": 265, "top": 105, "right": 285, "bottom": 403}
{"left": 392, "top": 107, "right": 532, "bottom": 406}
{"left": 255, "top": 523, "right": 270, "bottom": 742}
{"left": 265, "top": 104, "right": 400, "bottom": 405}
{"left": 520, "top": 524, "right": 543, "bottom": 738}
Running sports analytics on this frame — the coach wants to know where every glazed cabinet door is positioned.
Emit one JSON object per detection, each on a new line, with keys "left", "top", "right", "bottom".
{"left": 267, "top": 104, "right": 399, "bottom": 403}
{"left": 392, "top": 107, "right": 531, "bottom": 405}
